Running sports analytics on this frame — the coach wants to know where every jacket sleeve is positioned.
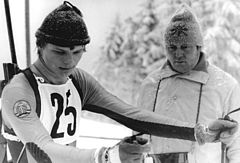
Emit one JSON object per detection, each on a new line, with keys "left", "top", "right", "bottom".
{"left": 224, "top": 83, "right": 240, "bottom": 163}
{"left": 76, "top": 69, "right": 196, "bottom": 141}
{"left": 1, "top": 84, "right": 97, "bottom": 163}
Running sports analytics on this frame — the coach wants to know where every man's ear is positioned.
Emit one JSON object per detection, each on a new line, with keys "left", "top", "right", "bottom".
{"left": 37, "top": 48, "right": 42, "bottom": 58}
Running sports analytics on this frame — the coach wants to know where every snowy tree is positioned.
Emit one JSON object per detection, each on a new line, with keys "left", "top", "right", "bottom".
{"left": 197, "top": 0, "right": 240, "bottom": 81}
{"left": 94, "top": 0, "right": 167, "bottom": 106}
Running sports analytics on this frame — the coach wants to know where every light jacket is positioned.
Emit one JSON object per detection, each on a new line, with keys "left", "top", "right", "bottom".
{"left": 138, "top": 53, "right": 240, "bottom": 163}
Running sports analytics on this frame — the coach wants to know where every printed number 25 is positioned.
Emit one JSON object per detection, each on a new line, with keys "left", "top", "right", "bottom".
{"left": 50, "top": 93, "right": 77, "bottom": 138}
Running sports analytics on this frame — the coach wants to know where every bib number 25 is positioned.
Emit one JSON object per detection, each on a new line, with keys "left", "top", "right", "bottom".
{"left": 50, "top": 92, "right": 77, "bottom": 138}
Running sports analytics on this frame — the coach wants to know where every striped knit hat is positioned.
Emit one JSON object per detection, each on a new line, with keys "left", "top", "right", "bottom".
{"left": 35, "top": 1, "right": 90, "bottom": 47}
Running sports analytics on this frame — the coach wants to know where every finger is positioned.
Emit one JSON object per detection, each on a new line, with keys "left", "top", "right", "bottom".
{"left": 127, "top": 154, "right": 143, "bottom": 160}
{"left": 123, "top": 135, "right": 148, "bottom": 145}
{"left": 123, "top": 136, "right": 133, "bottom": 142}
{"left": 219, "top": 133, "right": 234, "bottom": 144}
{"left": 220, "top": 132, "right": 233, "bottom": 139}
{"left": 122, "top": 145, "right": 151, "bottom": 154}
{"left": 122, "top": 138, "right": 150, "bottom": 147}
{"left": 120, "top": 154, "right": 143, "bottom": 163}
{"left": 123, "top": 136, "right": 140, "bottom": 144}
{"left": 220, "top": 120, "right": 238, "bottom": 128}
{"left": 220, "top": 127, "right": 238, "bottom": 138}
{"left": 220, "top": 122, "right": 238, "bottom": 133}
{"left": 135, "top": 137, "right": 148, "bottom": 145}
{"left": 120, "top": 144, "right": 151, "bottom": 154}
{"left": 209, "top": 120, "right": 238, "bottom": 131}
{"left": 133, "top": 156, "right": 144, "bottom": 163}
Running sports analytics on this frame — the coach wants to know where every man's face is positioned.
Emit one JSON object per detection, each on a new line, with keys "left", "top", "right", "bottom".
{"left": 40, "top": 43, "right": 86, "bottom": 78}
{"left": 165, "top": 42, "right": 201, "bottom": 73}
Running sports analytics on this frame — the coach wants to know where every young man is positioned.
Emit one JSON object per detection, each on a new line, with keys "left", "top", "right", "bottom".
{"left": 137, "top": 4, "right": 240, "bottom": 163}
{"left": 1, "top": 1, "right": 238, "bottom": 163}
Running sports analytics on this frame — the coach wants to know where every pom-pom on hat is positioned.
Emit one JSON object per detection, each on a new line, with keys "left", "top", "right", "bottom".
{"left": 35, "top": 1, "right": 90, "bottom": 47}
{"left": 164, "top": 4, "right": 203, "bottom": 46}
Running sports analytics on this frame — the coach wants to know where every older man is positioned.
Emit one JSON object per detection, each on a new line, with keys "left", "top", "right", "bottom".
{"left": 138, "top": 4, "right": 240, "bottom": 163}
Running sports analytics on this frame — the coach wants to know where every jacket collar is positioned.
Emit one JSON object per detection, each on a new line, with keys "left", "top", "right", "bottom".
{"left": 160, "top": 52, "right": 209, "bottom": 84}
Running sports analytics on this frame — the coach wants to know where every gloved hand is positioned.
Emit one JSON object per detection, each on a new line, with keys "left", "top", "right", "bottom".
{"left": 195, "top": 119, "right": 238, "bottom": 145}
{"left": 118, "top": 136, "right": 151, "bottom": 163}
{"left": 211, "top": 116, "right": 238, "bottom": 145}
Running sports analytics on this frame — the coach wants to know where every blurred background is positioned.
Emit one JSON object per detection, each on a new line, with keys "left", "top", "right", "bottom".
{"left": 1, "top": 0, "right": 240, "bottom": 154}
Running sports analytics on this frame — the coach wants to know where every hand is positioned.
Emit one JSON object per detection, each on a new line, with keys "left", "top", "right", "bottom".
{"left": 118, "top": 136, "right": 151, "bottom": 163}
{"left": 195, "top": 119, "right": 238, "bottom": 145}
{"left": 211, "top": 117, "right": 238, "bottom": 144}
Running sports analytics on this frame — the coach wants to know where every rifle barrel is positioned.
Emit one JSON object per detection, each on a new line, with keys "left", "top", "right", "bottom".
{"left": 4, "top": 0, "right": 18, "bottom": 65}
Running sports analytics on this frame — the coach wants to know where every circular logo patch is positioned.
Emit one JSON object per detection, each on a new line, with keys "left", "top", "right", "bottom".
{"left": 13, "top": 100, "right": 31, "bottom": 118}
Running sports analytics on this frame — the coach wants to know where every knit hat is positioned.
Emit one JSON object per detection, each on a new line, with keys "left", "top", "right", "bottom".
{"left": 35, "top": 1, "right": 90, "bottom": 47}
{"left": 164, "top": 4, "right": 203, "bottom": 46}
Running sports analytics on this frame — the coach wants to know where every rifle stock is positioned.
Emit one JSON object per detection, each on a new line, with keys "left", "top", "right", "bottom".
{"left": 3, "top": 63, "right": 19, "bottom": 81}
{"left": 0, "top": 63, "right": 20, "bottom": 97}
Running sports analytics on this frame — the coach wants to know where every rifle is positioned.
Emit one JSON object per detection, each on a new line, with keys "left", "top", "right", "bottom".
{"left": 0, "top": 0, "right": 20, "bottom": 97}
{"left": 0, "top": 0, "right": 20, "bottom": 162}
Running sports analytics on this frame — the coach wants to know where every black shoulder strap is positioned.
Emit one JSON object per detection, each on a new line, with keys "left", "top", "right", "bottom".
{"left": 22, "top": 68, "right": 41, "bottom": 117}
{"left": 69, "top": 74, "right": 84, "bottom": 105}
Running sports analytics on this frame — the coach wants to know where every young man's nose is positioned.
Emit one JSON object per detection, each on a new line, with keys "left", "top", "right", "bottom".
{"left": 63, "top": 53, "right": 74, "bottom": 64}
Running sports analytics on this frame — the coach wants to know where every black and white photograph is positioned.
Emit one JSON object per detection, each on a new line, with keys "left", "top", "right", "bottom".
{"left": 1, "top": 0, "right": 240, "bottom": 163}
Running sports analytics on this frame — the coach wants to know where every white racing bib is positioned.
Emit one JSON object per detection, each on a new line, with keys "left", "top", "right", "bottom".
{"left": 36, "top": 77, "right": 82, "bottom": 145}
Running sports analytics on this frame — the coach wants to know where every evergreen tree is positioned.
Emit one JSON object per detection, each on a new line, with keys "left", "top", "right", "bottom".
{"left": 94, "top": 0, "right": 166, "bottom": 106}
{"left": 195, "top": 0, "right": 240, "bottom": 81}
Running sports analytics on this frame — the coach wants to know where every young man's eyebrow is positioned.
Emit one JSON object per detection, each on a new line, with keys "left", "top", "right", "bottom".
{"left": 53, "top": 48, "right": 64, "bottom": 50}
{"left": 52, "top": 45, "right": 85, "bottom": 51}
